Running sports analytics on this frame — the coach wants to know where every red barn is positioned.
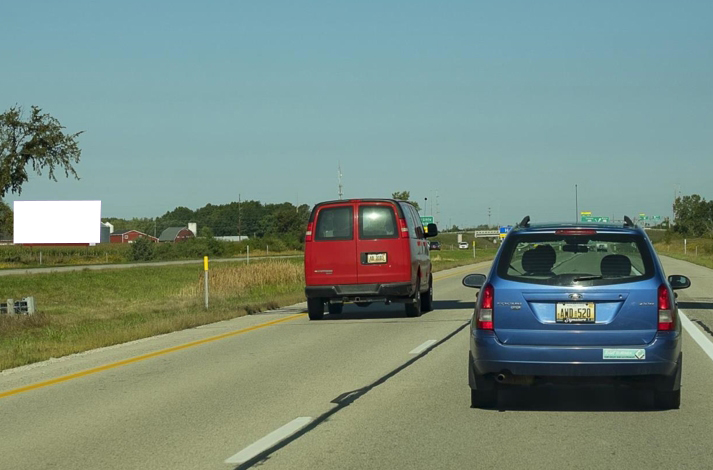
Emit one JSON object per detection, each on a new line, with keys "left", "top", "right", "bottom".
{"left": 110, "top": 230, "right": 158, "bottom": 244}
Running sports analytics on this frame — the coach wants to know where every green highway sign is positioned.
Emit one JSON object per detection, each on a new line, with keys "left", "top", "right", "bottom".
{"left": 653, "top": 215, "right": 661, "bottom": 221}
{"left": 639, "top": 216, "right": 649, "bottom": 221}
{"left": 420, "top": 216, "right": 434, "bottom": 225}
{"left": 581, "top": 216, "right": 610, "bottom": 223}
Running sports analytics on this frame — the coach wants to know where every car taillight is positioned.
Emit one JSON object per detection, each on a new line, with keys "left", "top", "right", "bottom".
{"left": 398, "top": 218, "right": 409, "bottom": 238}
{"left": 305, "top": 222, "right": 314, "bottom": 242}
{"left": 658, "top": 284, "right": 675, "bottom": 331}
{"left": 476, "top": 284, "right": 494, "bottom": 330}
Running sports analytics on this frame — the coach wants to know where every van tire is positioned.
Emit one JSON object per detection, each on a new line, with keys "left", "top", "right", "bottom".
{"left": 328, "top": 302, "right": 343, "bottom": 315}
{"left": 307, "top": 298, "right": 325, "bottom": 320}
{"left": 405, "top": 280, "right": 422, "bottom": 317}
{"left": 420, "top": 275, "right": 433, "bottom": 312}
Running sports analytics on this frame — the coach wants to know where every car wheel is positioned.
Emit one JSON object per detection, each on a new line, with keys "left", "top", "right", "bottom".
{"left": 307, "top": 298, "right": 324, "bottom": 320}
{"left": 420, "top": 275, "right": 433, "bottom": 312}
{"left": 654, "top": 389, "right": 680, "bottom": 410}
{"left": 470, "top": 388, "right": 498, "bottom": 409}
{"left": 405, "top": 279, "right": 422, "bottom": 317}
{"left": 328, "top": 302, "right": 343, "bottom": 315}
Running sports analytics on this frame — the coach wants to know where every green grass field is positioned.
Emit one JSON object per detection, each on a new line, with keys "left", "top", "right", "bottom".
{"left": 654, "top": 238, "right": 713, "bottom": 270}
{"left": 0, "top": 245, "right": 498, "bottom": 371}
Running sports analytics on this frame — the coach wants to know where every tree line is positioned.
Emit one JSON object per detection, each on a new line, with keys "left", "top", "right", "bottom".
{"left": 673, "top": 194, "right": 713, "bottom": 237}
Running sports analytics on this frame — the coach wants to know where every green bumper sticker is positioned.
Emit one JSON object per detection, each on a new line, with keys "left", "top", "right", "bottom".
{"left": 603, "top": 349, "right": 646, "bottom": 360}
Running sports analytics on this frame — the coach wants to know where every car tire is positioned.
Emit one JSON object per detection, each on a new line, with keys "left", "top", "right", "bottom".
{"left": 653, "top": 389, "right": 680, "bottom": 410}
{"left": 470, "top": 388, "right": 498, "bottom": 409}
{"left": 405, "top": 279, "right": 422, "bottom": 317}
{"left": 307, "top": 298, "right": 324, "bottom": 320}
{"left": 420, "top": 275, "right": 433, "bottom": 312}
{"left": 328, "top": 302, "right": 343, "bottom": 315}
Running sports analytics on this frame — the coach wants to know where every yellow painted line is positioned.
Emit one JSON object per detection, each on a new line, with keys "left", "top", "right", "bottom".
{"left": 0, "top": 313, "right": 307, "bottom": 400}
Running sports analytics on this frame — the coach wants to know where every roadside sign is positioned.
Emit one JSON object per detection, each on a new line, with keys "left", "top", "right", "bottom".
{"left": 653, "top": 215, "right": 661, "bottom": 221}
{"left": 580, "top": 211, "right": 592, "bottom": 216}
{"left": 581, "top": 216, "right": 610, "bottom": 223}
{"left": 420, "top": 216, "right": 434, "bottom": 225}
{"left": 499, "top": 225, "right": 512, "bottom": 239}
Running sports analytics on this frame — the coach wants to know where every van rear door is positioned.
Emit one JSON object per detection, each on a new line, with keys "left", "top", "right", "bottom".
{"left": 356, "top": 202, "right": 410, "bottom": 284}
{"left": 306, "top": 203, "right": 358, "bottom": 286}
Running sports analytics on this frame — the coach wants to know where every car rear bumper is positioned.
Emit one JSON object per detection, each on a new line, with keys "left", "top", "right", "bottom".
{"left": 470, "top": 329, "right": 681, "bottom": 378}
{"left": 305, "top": 282, "right": 413, "bottom": 301}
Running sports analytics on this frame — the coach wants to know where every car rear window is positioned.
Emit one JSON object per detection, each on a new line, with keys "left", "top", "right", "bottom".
{"left": 315, "top": 206, "right": 353, "bottom": 240}
{"left": 497, "top": 232, "right": 655, "bottom": 286}
{"left": 359, "top": 205, "right": 398, "bottom": 239}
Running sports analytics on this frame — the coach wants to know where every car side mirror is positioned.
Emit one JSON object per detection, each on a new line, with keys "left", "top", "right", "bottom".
{"left": 424, "top": 223, "right": 438, "bottom": 238}
{"left": 668, "top": 275, "right": 691, "bottom": 290}
{"left": 462, "top": 273, "right": 486, "bottom": 288}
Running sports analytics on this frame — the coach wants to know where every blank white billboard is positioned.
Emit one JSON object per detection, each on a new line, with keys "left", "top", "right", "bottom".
{"left": 13, "top": 201, "right": 102, "bottom": 244}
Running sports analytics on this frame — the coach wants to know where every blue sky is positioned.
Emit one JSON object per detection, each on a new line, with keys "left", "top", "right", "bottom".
{"left": 2, "top": 0, "right": 711, "bottom": 228}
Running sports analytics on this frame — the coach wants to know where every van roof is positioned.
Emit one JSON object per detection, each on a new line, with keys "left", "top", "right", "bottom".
{"left": 308, "top": 199, "right": 413, "bottom": 222}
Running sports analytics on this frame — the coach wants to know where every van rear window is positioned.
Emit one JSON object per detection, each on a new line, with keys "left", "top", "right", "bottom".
{"left": 315, "top": 206, "right": 353, "bottom": 240}
{"left": 359, "top": 206, "right": 398, "bottom": 239}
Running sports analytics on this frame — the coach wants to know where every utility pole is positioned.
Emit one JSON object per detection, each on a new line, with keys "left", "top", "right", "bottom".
{"left": 435, "top": 191, "right": 439, "bottom": 224}
{"left": 575, "top": 184, "right": 578, "bottom": 222}
{"left": 488, "top": 207, "right": 491, "bottom": 228}
{"left": 238, "top": 193, "right": 241, "bottom": 239}
{"left": 338, "top": 163, "right": 343, "bottom": 200}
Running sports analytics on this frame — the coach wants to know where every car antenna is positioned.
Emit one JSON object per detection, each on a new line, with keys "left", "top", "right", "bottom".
{"left": 518, "top": 215, "right": 530, "bottom": 228}
{"left": 623, "top": 215, "right": 635, "bottom": 227}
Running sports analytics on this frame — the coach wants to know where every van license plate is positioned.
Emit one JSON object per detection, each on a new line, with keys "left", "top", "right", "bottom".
{"left": 367, "top": 253, "right": 387, "bottom": 264}
{"left": 556, "top": 302, "right": 595, "bottom": 323}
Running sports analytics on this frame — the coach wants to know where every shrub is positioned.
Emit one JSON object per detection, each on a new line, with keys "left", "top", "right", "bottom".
{"left": 131, "top": 236, "right": 156, "bottom": 261}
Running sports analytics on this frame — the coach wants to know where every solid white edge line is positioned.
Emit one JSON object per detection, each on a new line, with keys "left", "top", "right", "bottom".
{"left": 679, "top": 309, "right": 713, "bottom": 364}
{"left": 409, "top": 339, "right": 438, "bottom": 355}
{"left": 225, "top": 417, "right": 313, "bottom": 465}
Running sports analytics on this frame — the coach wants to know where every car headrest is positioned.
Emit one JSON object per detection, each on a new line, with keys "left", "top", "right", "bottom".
{"left": 521, "top": 245, "right": 556, "bottom": 275}
{"left": 600, "top": 254, "right": 632, "bottom": 277}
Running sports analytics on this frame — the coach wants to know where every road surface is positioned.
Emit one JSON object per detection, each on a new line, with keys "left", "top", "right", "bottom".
{"left": 1, "top": 257, "right": 712, "bottom": 469}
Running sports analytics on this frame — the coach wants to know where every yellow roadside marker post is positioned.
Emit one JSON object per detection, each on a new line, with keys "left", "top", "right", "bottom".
{"left": 204, "top": 256, "right": 209, "bottom": 309}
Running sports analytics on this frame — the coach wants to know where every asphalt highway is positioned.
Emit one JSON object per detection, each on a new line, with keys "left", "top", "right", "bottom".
{"left": 1, "top": 258, "right": 712, "bottom": 470}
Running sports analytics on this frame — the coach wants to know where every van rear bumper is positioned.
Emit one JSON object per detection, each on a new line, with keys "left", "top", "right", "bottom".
{"left": 305, "top": 282, "right": 413, "bottom": 300}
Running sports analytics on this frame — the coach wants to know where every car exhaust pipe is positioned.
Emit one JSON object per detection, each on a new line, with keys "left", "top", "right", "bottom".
{"left": 496, "top": 372, "right": 534, "bottom": 385}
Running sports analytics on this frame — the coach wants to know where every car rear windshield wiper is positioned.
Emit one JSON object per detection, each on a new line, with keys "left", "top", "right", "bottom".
{"left": 573, "top": 275, "right": 603, "bottom": 281}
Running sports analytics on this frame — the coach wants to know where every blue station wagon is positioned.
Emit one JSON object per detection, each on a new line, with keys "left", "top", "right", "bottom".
{"left": 464, "top": 216, "right": 691, "bottom": 409}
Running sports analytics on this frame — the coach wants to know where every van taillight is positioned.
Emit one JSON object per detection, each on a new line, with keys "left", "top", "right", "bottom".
{"left": 398, "top": 218, "right": 409, "bottom": 238}
{"left": 658, "top": 284, "right": 675, "bottom": 331}
{"left": 476, "top": 284, "right": 494, "bottom": 330}
{"left": 305, "top": 223, "right": 314, "bottom": 242}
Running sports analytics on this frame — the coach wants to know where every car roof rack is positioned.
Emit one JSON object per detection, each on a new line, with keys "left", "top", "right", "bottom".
{"left": 517, "top": 215, "right": 530, "bottom": 228}
{"left": 623, "top": 216, "right": 636, "bottom": 227}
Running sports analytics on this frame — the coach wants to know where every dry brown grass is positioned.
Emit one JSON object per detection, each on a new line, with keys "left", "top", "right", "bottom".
{"left": 179, "top": 260, "right": 304, "bottom": 299}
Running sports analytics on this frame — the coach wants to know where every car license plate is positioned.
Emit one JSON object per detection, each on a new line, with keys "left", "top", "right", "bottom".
{"left": 556, "top": 302, "right": 595, "bottom": 323}
{"left": 367, "top": 253, "right": 387, "bottom": 264}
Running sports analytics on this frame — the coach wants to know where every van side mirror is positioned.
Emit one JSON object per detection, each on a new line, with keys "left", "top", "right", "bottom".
{"left": 424, "top": 223, "right": 438, "bottom": 238}
{"left": 668, "top": 275, "right": 691, "bottom": 290}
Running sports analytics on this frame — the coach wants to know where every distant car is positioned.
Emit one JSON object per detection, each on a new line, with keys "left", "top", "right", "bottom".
{"left": 430, "top": 241, "right": 441, "bottom": 250}
{"left": 458, "top": 241, "right": 469, "bottom": 249}
{"left": 304, "top": 198, "right": 438, "bottom": 319}
{"left": 463, "top": 216, "right": 691, "bottom": 409}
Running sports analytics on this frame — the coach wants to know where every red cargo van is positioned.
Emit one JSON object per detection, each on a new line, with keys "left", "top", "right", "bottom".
{"left": 304, "top": 199, "right": 438, "bottom": 320}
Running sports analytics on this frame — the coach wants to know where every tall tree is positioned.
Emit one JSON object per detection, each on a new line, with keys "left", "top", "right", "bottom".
{"left": 391, "top": 190, "right": 421, "bottom": 211}
{"left": 0, "top": 106, "right": 83, "bottom": 197}
{"left": 673, "top": 194, "right": 713, "bottom": 237}
{"left": 0, "top": 199, "right": 13, "bottom": 238}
